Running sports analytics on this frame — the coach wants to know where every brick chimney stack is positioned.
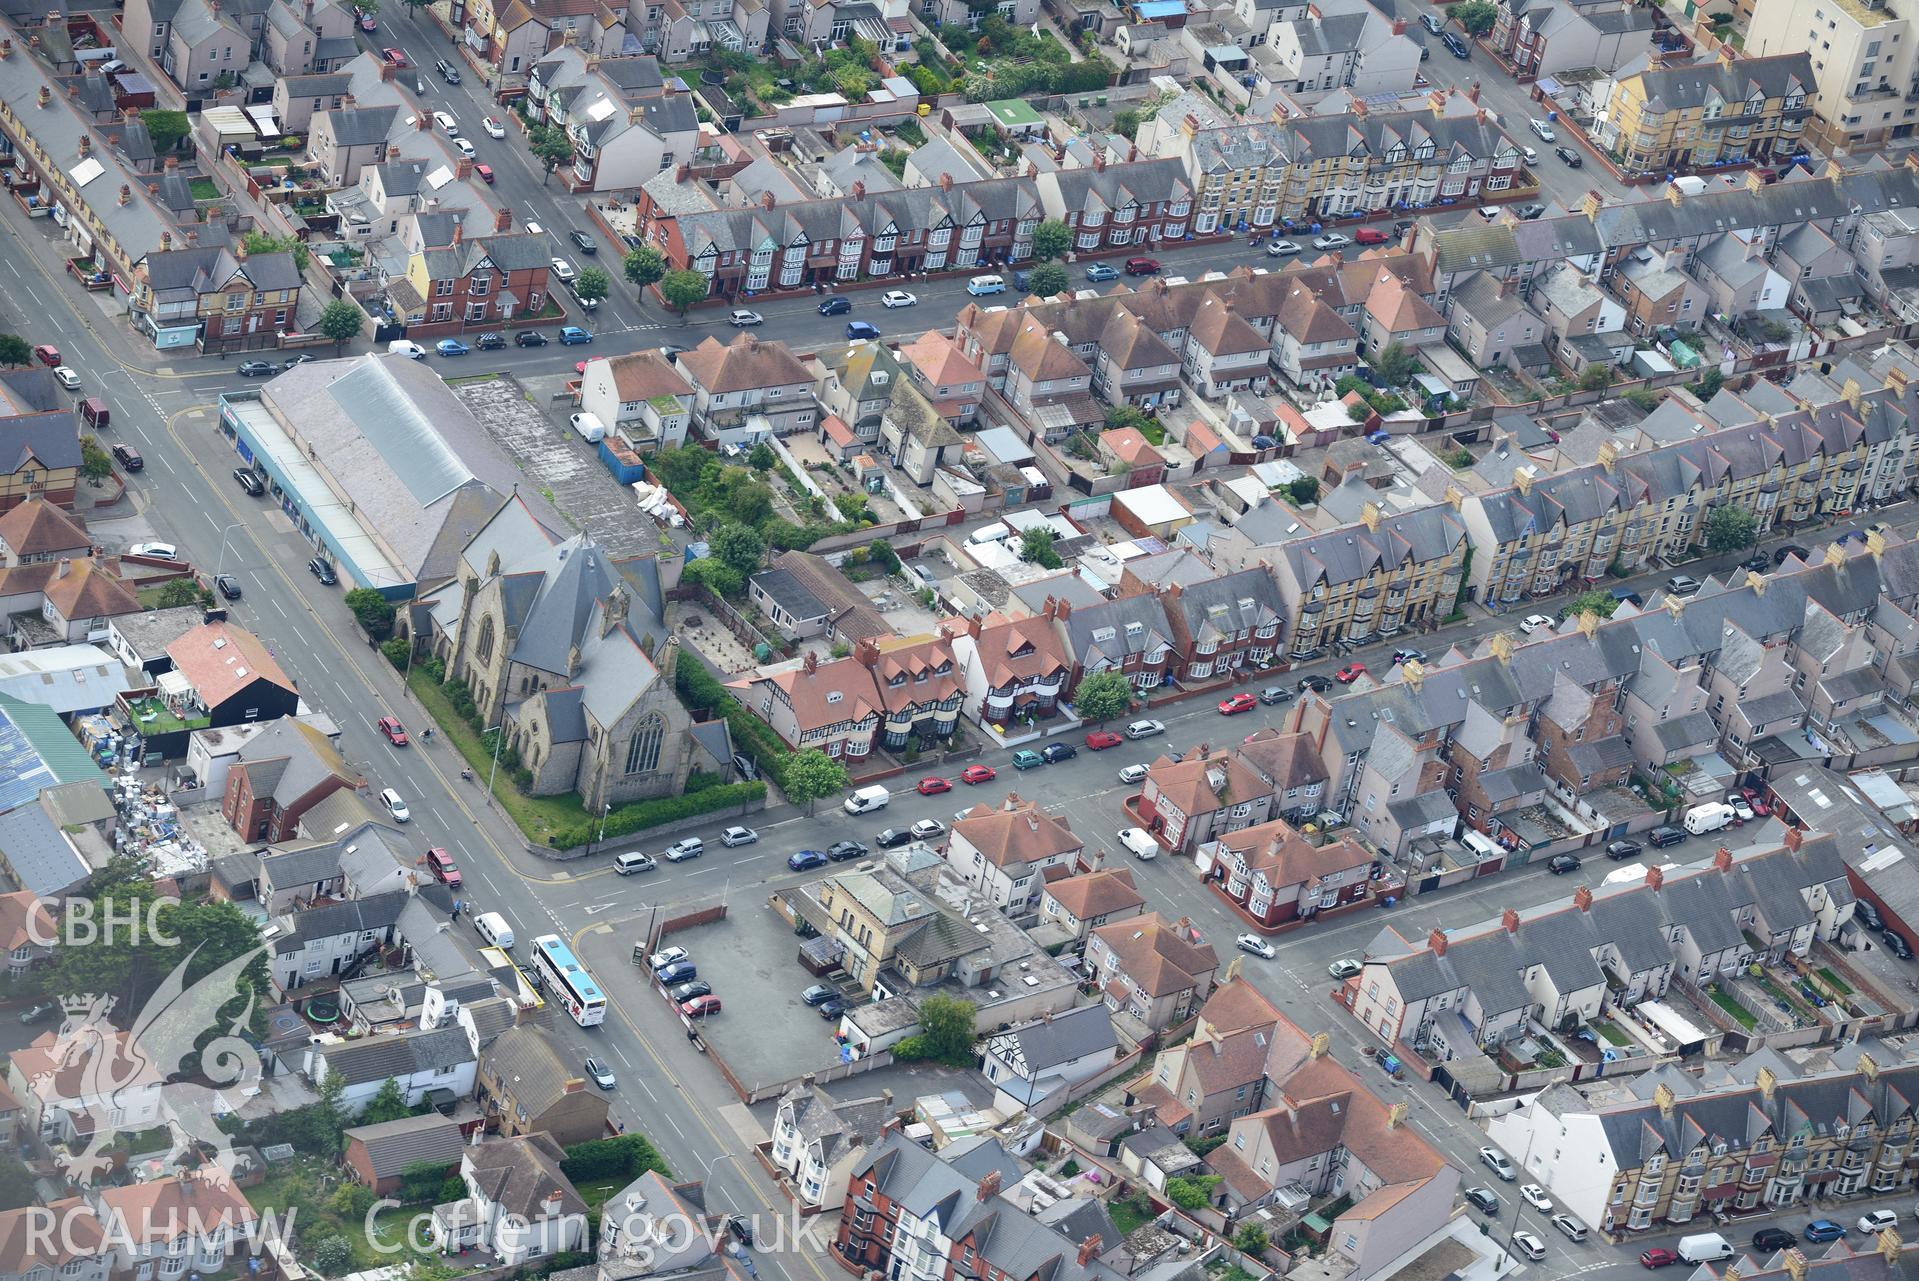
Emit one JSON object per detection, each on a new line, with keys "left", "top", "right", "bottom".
{"left": 1646, "top": 865, "right": 1665, "bottom": 890}
{"left": 1501, "top": 908, "right": 1520, "bottom": 934}
{"left": 977, "top": 1171, "right": 1001, "bottom": 1201}
{"left": 1390, "top": 17, "right": 1405, "bottom": 33}
{"left": 495, "top": 207, "right": 513, "bottom": 233}
{"left": 381, "top": 60, "right": 396, "bottom": 81}
{"left": 1468, "top": 82, "right": 1480, "bottom": 104}
{"left": 676, "top": 162, "right": 690, "bottom": 182}
{"left": 941, "top": 172, "right": 954, "bottom": 191}
{"left": 804, "top": 651, "right": 818, "bottom": 674}
{"left": 1428, "top": 927, "right": 1447, "bottom": 955}
{"left": 855, "top": 637, "right": 881, "bottom": 668}
{"left": 1714, "top": 847, "right": 1734, "bottom": 872}
{"left": 1574, "top": 886, "right": 1593, "bottom": 912}
{"left": 1783, "top": 825, "right": 1804, "bottom": 852}
{"left": 762, "top": 191, "right": 776, "bottom": 209}
{"left": 455, "top": 157, "right": 473, "bottom": 181}
{"left": 853, "top": 180, "right": 865, "bottom": 199}
{"left": 1077, "top": 1239, "right": 1100, "bottom": 1267}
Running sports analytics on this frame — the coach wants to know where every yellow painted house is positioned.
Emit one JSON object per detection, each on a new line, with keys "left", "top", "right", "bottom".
{"left": 1601, "top": 49, "right": 1814, "bottom": 176}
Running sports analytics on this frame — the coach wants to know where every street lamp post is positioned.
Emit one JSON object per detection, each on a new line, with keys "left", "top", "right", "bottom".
{"left": 597, "top": 801, "right": 612, "bottom": 847}
{"left": 485, "top": 722, "right": 505, "bottom": 797}
{"left": 214, "top": 522, "right": 246, "bottom": 577}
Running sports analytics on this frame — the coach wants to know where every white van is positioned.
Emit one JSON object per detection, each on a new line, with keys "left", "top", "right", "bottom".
{"left": 844, "top": 784, "right": 891, "bottom": 815}
{"left": 1684, "top": 801, "right": 1737, "bottom": 835}
{"left": 1677, "top": 1233, "right": 1734, "bottom": 1264}
{"left": 965, "top": 524, "right": 1013, "bottom": 547}
{"left": 967, "top": 274, "right": 1007, "bottom": 296}
{"left": 387, "top": 339, "right": 427, "bottom": 359}
{"left": 474, "top": 911, "right": 515, "bottom": 950}
{"left": 569, "top": 412, "right": 607, "bottom": 443}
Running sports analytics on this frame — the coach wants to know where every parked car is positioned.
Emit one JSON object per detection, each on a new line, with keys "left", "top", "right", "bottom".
{"left": 379, "top": 788, "right": 410, "bottom": 822}
{"left": 1555, "top": 146, "right": 1583, "bottom": 167}
{"left": 1353, "top": 227, "right": 1389, "bottom": 245}
{"left": 1298, "top": 674, "right": 1332, "bottom": 693}
{"left": 237, "top": 359, "right": 278, "bottom": 377}
{"left": 1751, "top": 1229, "right": 1797, "bottom": 1252}
{"left": 1665, "top": 574, "right": 1702, "bottom": 595}
{"left": 1774, "top": 543, "right": 1811, "bottom": 564}
{"left": 1328, "top": 958, "right": 1362, "bottom": 979}
{"left": 1648, "top": 825, "right": 1687, "bottom": 848}
{"left": 585, "top": 1056, "right": 616, "bottom": 1089}
{"left": 719, "top": 825, "right": 758, "bottom": 847}
{"left": 818, "top": 997, "right": 847, "bottom": 1019}
{"left": 1804, "top": 1220, "right": 1848, "bottom": 1243}
{"left": 17, "top": 1001, "right": 53, "bottom": 1024}
{"left": 1464, "top": 1187, "right": 1499, "bottom": 1215}
{"left": 1528, "top": 117, "right": 1557, "bottom": 142}
{"left": 826, "top": 840, "right": 868, "bottom": 862}
{"left": 669, "top": 979, "right": 711, "bottom": 1003}
{"left": 1606, "top": 839, "right": 1642, "bottom": 860}
{"left": 129, "top": 541, "right": 175, "bottom": 559}
{"left": 917, "top": 776, "right": 952, "bottom": 795}
{"left": 1442, "top": 30, "right": 1469, "bottom": 55}
{"left": 1235, "top": 933, "right": 1276, "bottom": 959}
{"left": 1011, "top": 749, "right": 1045, "bottom": 770}
{"left": 53, "top": 366, "right": 79, "bottom": 390}
{"left": 801, "top": 984, "right": 838, "bottom": 1006}
{"left": 436, "top": 339, "right": 470, "bottom": 357}
{"left": 1258, "top": 686, "right": 1294, "bottom": 705}
{"left": 910, "top": 818, "right": 945, "bottom": 840}
{"left": 233, "top": 467, "right": 265, "bottom": 495}
{"left": 1085, "top": 730, "right": 1123, "bottom": 750}
{"left": 483, "top": 116, "right": 507, "bottom": 138}
{"left": 663, "top": 837, "right": 704, "bottom": 862}
{"left": 1419, "top": 11, "right": 1443, "bottom": 31}
{"left": 550, "top": 257, "right": 577, "bottom": 283}
{"left": 568, "top": 230, "right": 598, "bottom": 255}
{"left": 1885, "top": 931, "right": 1914, "bottom": 960}
{"left": 787, "top": 849, "right": 828, "bottom": 871}
{"left": 647, "top": 946, "right": 690, "bottom": 970}
{"left": 377, "top": 716, "right": 409, "bottom": 746}
{"left": 1124, "top": 257, "right": 1161, "bottom": 275}
{"left": 1479, "top": 1148, "right": 1517, "bottom": 1180}
{"left": 655, "top": 960, "right": 696, "bottom": 985}
{"left": 1335, "top": 663, "right": 1368, "bottom": 683}
{"left": 380, "top": 46, "right": 408, "bottom": 66}
{"left": 1125, "top": 719, "right": 1166, "bottom": 738}
{"left": 681, "top": 994, "right": 722, "bottom": 1018}
{"left": 1086, "top": 263, "right": 1120, "bottom": 281}
{"left": 1040, "top": 743, "right": 1078, "bottom": 764}
{"left": 1547, "top": 854, "right": 1582, "bottom": 874}
{"left": 1640, "top": 1248, "right": 1680, "bottom": 1268}
{"left": 1516, "top": 203, "right": 1547, "bottom": 220}
{"left": 1391, "top": 649, "right": 1427, "bottom": 664}
{"left": 1312, "top": 232, "right": 1352, "bottom": 250}
{"left": 846, "top": 321, "right": 881, "bottom": 340}
{"left": 1855, "top": 898, "right": 1885, "bottom": 931}
{"left": 881, "top": 291, "right": 917, "bottom": 307}
{"left": 1267, "top": 239, "right": 1300, "bottom": 257}
{"left": 111, "top": 443, "right": 143, "bottom": 472}
{"left": 1118, "top": 763, "right": 1149, "bottom": 784}
{"left": 1219, "top": 693, "right": 1257, "bottom": 715}
{"left": 515, "top": 331, "right": 549, "bottom": 347}
{"left": 1550, "top": 1215, "right": 1587, "bottom": 1243}
{"left": 1728, "top": 794, "right": 1755, "bottom": 821}
{"left": 558, "top": 327, "right": 593, "bottom": 345}
{"left": 875, "top": 827, "right": 913, "bottom": 848}
{"left": 818, "top": 296, "right": 852, "bottom": 316}
{"left": 1519, "top": 1185, "right": 1552, "bottom": 1211}
{"left": 1519, "top": 613, "right": 1555, "bottom": 634}
{"left": 729, "top": 310, "right": 763, "bottom": 327}
{"left": 960, "top": 764, "right": 997, "bottom": 784}
{"left": 426, "top": 848, "right": 460, "bottom": 887}
{"left": 1118, "top": 828, "right": 1159, "bottom": 860}
{"left": 308, "top": 557, "right": 338, "bottom": 585}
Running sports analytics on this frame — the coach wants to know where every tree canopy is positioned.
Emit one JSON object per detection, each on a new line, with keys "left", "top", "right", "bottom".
{"left": 1074, "top": 670, "right": 1134, "bottom": 724}
{"left": 318, "top": 300, "right": 364, "bottom": 353}
{"left": 624, "top": 246, "right": 666, "bottom": 290}
{"left": 1704, "top": 504, "right": 1757, "bottom": 554}
{"left": 1020, "top": 526, "right": 1062, "bottom": 569}
{"left": 1027, "top": 261, "right": 1068, "bottom": 298}
{"left": 243, "top": 230, "right": 308, "bottom": 270}
{"left": 783, "top": 749, "right": 849, "bottom": 815}
{"left": 1453, "top": 0, "right": 1495, "bottom": 33}
{"left": 894, "top": 993, "right": 976, "bottom": 1066}
{"left": 574, "top": 266, "right": 611, "bottom": 304}
{"left": 1031, "top": 220, "right": 1072, "bottom": 262}
{"left": 660, "top": 269, "right": 709, "bottom": 318}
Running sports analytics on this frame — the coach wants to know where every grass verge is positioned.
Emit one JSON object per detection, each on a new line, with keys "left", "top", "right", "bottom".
{"left": 1709, "top": 987, "right": 1758, "bottom": 1029}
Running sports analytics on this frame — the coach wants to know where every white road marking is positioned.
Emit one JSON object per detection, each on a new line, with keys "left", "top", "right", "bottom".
{"left": 613, "top": 1044, "right": 632, "bottom": 1067}
{"left": 271, "top": 597, "right": 287, "bottom": 618}
{"left": 204, "top": 511, "right": 222, "bottom": 532}
{"left": 154, "top": 454, "right": 174, "bottom": 474}
{"left": 5, "top": 259, "right": 17, "bottom": 277}
{"left": 479, "top": 870, "right": 500, "bottom": 893}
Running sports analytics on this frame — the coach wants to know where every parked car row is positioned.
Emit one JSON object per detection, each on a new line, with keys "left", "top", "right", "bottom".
{"left": 646, "top": 946, "right": 723, "bottom": 1018}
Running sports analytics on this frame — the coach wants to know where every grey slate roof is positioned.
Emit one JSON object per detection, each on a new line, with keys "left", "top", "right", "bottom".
{"left": 319, "top": 1024, "right": 474, "bottom": 1086}
{"left": 986, "top": 1004, "right": 1118, "bottom": 1077}
{"left": 344, "top": 1113, "right": 467, "bottom": 1180}
{"left": 276, "top": 889, "right": 408, "bottom": 950}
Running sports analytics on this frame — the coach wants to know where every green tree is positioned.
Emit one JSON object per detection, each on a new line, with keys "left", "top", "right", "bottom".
{"left": 624, "top": 245, "right": 667, "bottom": 294}
{"left": 783, "top": 748, "right": 849, "bottom": 815}
{"left": 1105, "top": 404, "right": 1156, "bottom": 434}
{"left": 242, "top": 229, "right": 308, "bottom": 271}
{"left": 1164, "top": 1175, "right": 1222, "bottom": 1211}
{"left": 344, "top": 587, "right": 396, "bottom": 639}
{"left": 1286, "top": 476, "right": 1320, "bottom": 506}
{"left": 1111, "top": 108, "right": 1142, "bottom": 141}
{"left": 330, "top": 1182, "right": 377, "bottom": 1223}
{"left": 1578, "top": 362, "right": 1615, "bottom": 391}
{"left": 141, "top": 109, "right": 192, "bottom": 153}
{"left": 680, "top": 556, "right": 743, "bottom": 599}
{"left": 1371, "top": 341, "right": 1419, "bottom": 385}
{"left": 895, "top": 993, "right": 976, "bottom": 1066}
{"left": 358, "top": 1076, "right": 411, "bottom": 1125}
{"left": 1560, "top": 589, "right": 1621, "bottom": 621}
{"left": 1031, "top": 219, "right": 1072, "bottom": 262}
{"left": 709, "top": 523, "right": 765, "bottom": 577}
{"left": 660, "top": 269, "right": 710, "bottom": 320}
{"left": 1694, "top": 367, "right": 1726, "bottom": 400}
{"left": 0, "top": 1151, "right": 34, "bottom": 1212}
{"left": 1705, "top": 503, "right": 1757, "bottom": 554}
{"left": 1233, "top": 1225, "right": 1269, "bottom": 1256}
{"left": 867, "top": 539, "right": 901, "bottom": 574}
{"left": 747, "top": 441, "right": 777, "bottom": 472}
{"left": 1074, "top": 670, "right": 1134, "bottom": 724}
{"left": 0, "top": 335, "right": 29, "bottom": 367}
{"left": 529, "top": 125, "right": 576, "bottom": 185}
{"left": 310, "top": 1237, "right": 353, "bottom": 1274}
{"left": 155, "top": 577, "right": 207, "bottom": 609}
{"left": 1453, "top": 0, "right": 1496, "bottom": 33}
{"left": 1020, "top": 526, "right": 1062, "bottom": 569}
{"left": 318, "top": 299, "right": 364, "bottom": 354}
{"left": 80, "top": 434, "right": 113, "bottom": 484}
{"left": 574, "top": 266, "right": 611, "bottom": 306}
{"left": 1027, "top": 261, "right": 1069, "bottom": 298}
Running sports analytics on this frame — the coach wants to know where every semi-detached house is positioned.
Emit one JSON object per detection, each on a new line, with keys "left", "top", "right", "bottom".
{"left": 944, "top": 797, "right": 1084, "bottom": 912}
{"left": 1087, "top": 911, "right": 1219, "bottom": 1034}
{"left": 675, "top": 332, "right": 817, "bottom": 449}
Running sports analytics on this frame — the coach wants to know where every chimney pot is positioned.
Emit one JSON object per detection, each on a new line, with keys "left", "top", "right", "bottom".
{"left": 1646, "top": 865, "right": 1665, "bottom": 890}
{"left": 1427, "top": 927, "right": 1447, "bottom": 956}
{"left": 1574, "top": 886, "right": 1593, "bottom": 911}
{"left": 495, "top": 207, "right": 513, "bottom": 233}
{"left": 1501, "top": 907, "right": 1520, "bottom": 934}
{"left": 1783, "top": 826, "right": 1805, "bottom": 852}
{"left": 1714, "top": 846, "right": 1733, "bottom": 872}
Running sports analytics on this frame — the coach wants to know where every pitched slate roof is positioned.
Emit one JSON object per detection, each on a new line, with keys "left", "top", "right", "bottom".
{"left": 344, "top": 1113, "right": 467, "bottom": 1180}
{"left": 318, "top": 1024, "right": 474, "bottom": 1086}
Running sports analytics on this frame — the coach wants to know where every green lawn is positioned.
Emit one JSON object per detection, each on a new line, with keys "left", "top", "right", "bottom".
{"left": 1593, "top": 1019, "right": 1631, "bottom": 1047}
{"left": 246, "top": 1161, "right": 441, "bottom": 1271}
{"left": 1108, "top": 1195, "right": 1154, "bottom": 1236}
{"left": 407, "top": 669, "right": 592, "bottom": 843}
{"left": 1709, "top": 988, "right": 1758, "bottom": 1030}
{"left": 573, "top": 1175, "right": 629, "bottom": 1213}
{"left": 188, "top": 177, "right": 221, "bottom": 200}
{"left": 1818, "top": 967, "right": 1854, "bottom": 996}
{"left": 124, "top": 693, "right": 208, "bottom": 735}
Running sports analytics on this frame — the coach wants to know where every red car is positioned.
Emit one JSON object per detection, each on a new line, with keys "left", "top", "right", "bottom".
{"left": 1335, "top": 663, "right": 1369, "bottom": 683}
{"left": 377, "top": 716, "right": 409, "bottom": 746}
{"left": 1085, "top": 730, "right": 1123, "bottom": 750}
{"left": 680, "top": 994, "right": 722, "bottom": 1018}
{"left": 475, "top": 163, "right": 495, "bottom": 184}
{"left": 1218, "top": 693, "right": 1257, "bottom": 715}
{"left": 1742, "top": 786, "right": 1772, "bottom": 816}
{"left": 960, "top": 764, "right": 997, "bottom": 784}
{"left": 380, "top": 46, "right": 408, "bottom": 66}
{"left": 917, "top": 776, "right": 952, "bottom": 796}
{"left": 426, "top": 847, "right": 461, "bottom": 888}
{"left": 1639, "top": 1249, "right": 1679, "bottom": 1269}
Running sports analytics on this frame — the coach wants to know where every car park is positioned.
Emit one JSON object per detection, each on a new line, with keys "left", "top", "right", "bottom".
{"left": 111, "top": 443, "right": 143, "bottom": 472}
{"left": 1464, "top": 1187, "right": 1499, "bottom": 1214}
{"left": 1529, "top": 117, "right": 1557, "bottom": 141}
{"left": 788, "top": 849, "right": 828, "bottom": 871}
{"left": 960, "top": 764, "right": 997, "bottom": 784}
{"left": 1086, "top": 263, "right": 1120, "bottom": 281}
{"left": 1519, "top": 613, "right": 1555, "bottom": 634}
{"left": 1548, "top": 854, "right": 1581, "bottom": 874}
{"left": 379, "top": 788, "right": 410, "bottom": 822}
{"left": 1126, "top": 719, "right": 1166, "bottom": 738}
{"left": 1520, "top": 1185, "right": 1552, "bottom": 1211}
{"left": 559, "top": 327, "right": 592, "bottom": 344}
{"left": 515, "top": 331, "right": 549, "bottom": 347}
{"left": 1479, "top": 1148, "right": 1516, "bottom": 1180}
{"left": 308, "top": 557, "right": 338, "bottom": 585}
{"left": 719, "top": 825, "right": 758, "bottom": 847}
{"left": 1328, "top": 958, "right": 1362, "bottom": 979}
{"left": 1258, "top": 686, "right": 1294, "bottom": 705}
{"left": 875, "top": 827, "right": 913, "bottom": 848}
{"left": 1118, "top": 763, "right": 1149, "bottom": 784}
{"left": 1335, "top": 663, "right": 1368, "bottom": 683}
{"left": 585, "top": 1056, "right": 615, "bottom": 1089}
{"left": 729, "top": 310, "right": 764, "bottom": 327}
{"left": 827, "top": 839, "right": 868, "bottom": 861}
{"left": 882, "top": 291, "right": 917, "bottom": 307}
{"left": 1312, "top": 232, "right": 1351, "bottom": 250}
{"left": 917, "top": 776, "right": 952, "bottom": 795}
{"left": 437, "top": 339, "right": 470, "bottom": 357}
{"left": 1040, "top": 743, "right": 1078, "bottom": 764}
{"left": 818, "top": 296, "right": 851, "bottom": 316}
{"left": 1219, "top": 693, "right": 1257, "bottom": 715}
{"left": 1085, "top": 730, "right": 1122, "bottom": 750}
{"left": 1555, "top": 146, "right": 1582, "bottom": 167}
{"left": 377, "top": 716, "right": 409, "bottom": 746}
{"left": 1235, "top": 933, "right": 1275, "bottom": 959}
{"left": 426, "top": 848, "right": 461, "bottom": 886}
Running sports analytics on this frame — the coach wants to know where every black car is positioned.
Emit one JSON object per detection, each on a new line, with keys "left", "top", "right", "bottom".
{"left": 819, "top": 997, "right": 848, "bottom": 1019}
{"left": 1258, "top": 686, "right": 1295, "bottom": 705}
{"left": 1774, "top": 543, "right": 1811, "bottom": 565}
{"left": 1647, "top": 825, "right": 1686, "bottom": 848}
{"left": 669, "top": 979, "right": 712, "bottom": 1003}
{"left": 621, "top": 233, "right": 644, "bottom": 252}
{"left": 1298, "top": 674, "right": 1333, "bottom": 693}
{"left": 1547, "top": 854, "right": 1582, "bottom": 874}
{"left": 801, "top": 984, "right": 837, "bottom": 1006}
{"left": 1442, "top": 30, "right": 1469, "bottom": 56}
{"left": 111, "top": 443, "right": 143, "bottom": 471}
{"left": 827, "top": 839, "right": 869, "bottom": 861}
{"left": 1752, "top": 1229, "right": 1797, "bottom": 1252}
{"left": 818, "top": 295, "right": 852, "bottom": 316}
{"left": 1554, "top": 146, "right": 1583, "bottom": 168}
{"left": 1856, "top": 898, "right": 1885, "bottom": 931}
{"left": 875, "top": 827, "right": 913, "bottom": 848}
{"left": 1742, "top": 552, "right": 1772, "bottom": 573}
{"left": 1605, "top": 839, "right": 1642, "bottom": 860}
{"left": 724, "top": 1216, "right": 754, "bottom": 1248}
{"left": 1887, "top": 931, "right": 1915, "bottom": 961}
{"left": 237, "top": 359, "right": 278, "bottom": 377}
{"left": 569, "top": 229, "right": 599, "bottom": 255}
{"left": 1464, "top": 1187, "right": 1500, "bottom": 1215}
{"left": 215, "top": 574, "right": 242, "bottom": 600}
{"left": 475, "top": 332, "right": 506, "bottom": 351}
{"left": 1041, "top": 742, "right": 1078, "bottom": 763}
{"left": 515, "top": 330, "right": 550, "bottom": 347}
{"left": 308, "top": 557, "right": 338, "bottom": 585}
{"left": 233, "top": 467, "right": 265, "bottom": 496}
